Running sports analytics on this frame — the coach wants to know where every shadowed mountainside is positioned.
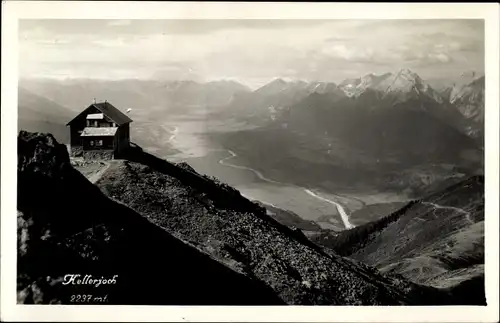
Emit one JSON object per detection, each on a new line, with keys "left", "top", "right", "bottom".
{"left": 17, "top": 131, "right": 285, "bottom": 305}
{"left": 17, "top": 131, "right": 465, "bottom": 305}
{"left": 310, "top": 176, "right": 485, "bottom": 305}
{"left": 18, "top": 87, "right": 73, "bottom": 143}
{"left": 450, "top": 76, "right": 485, "bottom": 143}
{"left": 209, "top": 70, "right": 482, "bottom": 199}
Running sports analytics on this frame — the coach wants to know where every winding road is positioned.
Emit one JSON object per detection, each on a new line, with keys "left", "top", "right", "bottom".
{"left": 422, "top": 201, "right": 473, "bottom": 224}
{"left": 217, "top": 149, "right": 355, "bottom": 229}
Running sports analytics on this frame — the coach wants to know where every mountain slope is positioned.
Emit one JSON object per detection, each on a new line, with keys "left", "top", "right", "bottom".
{"left": 442, "top": 71, "right": 481, "bottom": 103}
{"left": 17, "top": 131, "right": 284, "bottom": 305}
{"left": 285, "top": 88, "right": 477, "bottom": 162}
{"left": 337, "top": 69, "right": 478, "bottom": 136}
{"left": 99, "top": 145, "right": 452, "bottom": 305}
{"left": 17, "top": 131, "right": 460, "bottom": 305}
{"left": 228, "top": 70, "right": 482, "bottom": 143}
{"left": 310, "top": 176, "right": 485, "bottom": 304}
{"left": 211, "top": 81, "right": 482, "bottom": 198}
{"left": 217, "top": 78, "right": 346, "bottom": 125}
{"left": 451, "top": 76, "right": 485, "bottom": 122}
{"left": 432, "top": 72, "right": 485, "bottom": 142}
{"left": 211, "top": 69, "right": 481, "bottom": 190}
{"left": 450, "top": 76, "right": 485, "bottom": 141}
{"left": 338, "top": 69, "right": 443, "bottom": 102}
{"left": 18, "top": 87, "right": 73, "bottom": 143}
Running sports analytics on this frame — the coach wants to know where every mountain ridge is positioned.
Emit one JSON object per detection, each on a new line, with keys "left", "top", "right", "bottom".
{"left": 18, "top": 130, "right": 475, "bottom": 305}
{"left": 212, "top": 69, "right": 484, "bottom": 145}
{"left": 309, "top": 175, "right": 484, "bottom": 304}
{"left": 18, "top": 87, "right": 73, "bottom": 143}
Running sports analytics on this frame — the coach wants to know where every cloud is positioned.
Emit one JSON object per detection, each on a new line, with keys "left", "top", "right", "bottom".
{"left": 20, "top": 19, "right": 332, "bottom": 37}
{"left": 18, "top": 19, "right": 484, "bottom": 84}
{"left": 319, "top": 43, "right": 375, "bottom": 62}
{"left": 430, "top": 53, "right": 452, "bottom": 63}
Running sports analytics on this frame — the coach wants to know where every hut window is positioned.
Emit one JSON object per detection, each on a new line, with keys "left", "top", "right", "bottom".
{"left": 96, "top": 140, "right": 103, "bottom": 147}
{"left": 90, "top": 140, "right": 95, "bottom": 146}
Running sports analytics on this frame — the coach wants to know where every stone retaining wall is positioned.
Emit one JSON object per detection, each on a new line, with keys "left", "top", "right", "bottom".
{"left": 83, "top": 150, "right": 114, "bottom": 161}
{"left": 70, "top": 146, "right": 83, "bottom": 157}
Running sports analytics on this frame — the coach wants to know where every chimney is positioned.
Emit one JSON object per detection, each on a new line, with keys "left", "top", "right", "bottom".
{"left": 93, "top": 98, "right": 96, "bottom": 104}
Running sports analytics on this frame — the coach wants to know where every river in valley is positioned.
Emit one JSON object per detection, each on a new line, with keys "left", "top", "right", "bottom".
{"left": 132, "top": 112, "right": 406, "bottom": 231}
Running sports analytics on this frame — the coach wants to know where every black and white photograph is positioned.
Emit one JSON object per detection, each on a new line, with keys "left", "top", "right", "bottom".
{"left": 1, "top": 2, "right": 499, "bottom": 322}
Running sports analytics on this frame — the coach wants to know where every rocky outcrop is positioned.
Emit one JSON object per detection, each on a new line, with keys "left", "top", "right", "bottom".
{"left": 17, "top": 131, "right": 284, "bottom": 305}
{"left": 175, "top": 161, "right": 197, "bottom": 172}
{"left": 70, "top": 146, "right": 83, "bottom": 157}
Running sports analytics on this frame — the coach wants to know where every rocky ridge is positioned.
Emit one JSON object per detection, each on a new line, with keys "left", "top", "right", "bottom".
{"left": 310, "top": 176, "right": 485, "bottom": 305}
{"left": 17, "top": 131, "right": 458, "bottom": 305}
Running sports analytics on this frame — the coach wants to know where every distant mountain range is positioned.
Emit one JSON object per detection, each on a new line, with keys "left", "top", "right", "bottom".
{"left": 282, "top": 70, "right": 481, "bottom": 161}
{"left": 221, "top": 78, "right": 346, "bottom": 123}
{"left": 19, "top": 69, "right": 485, "bottom": 133}
{"left": 19, "top": 78, "right": 251, "bottom": 114}
{"left": 209, "top": 69, "right": 483, "bottom": 198}
{"left": 338, "top": 69, "right": 445, "bottom": 102}
{"left": 449, "top": 76, "right": 485, "bottom": 140}
{"left": 218, "top": 69, "right": 484, "bottom": 140}
{"left": 18, "top": 69, "right": 484, "bottom": 173}
{"left": 18, "top": 78, "right": 252, "bottom": 143}
{"left": 18, "top": 87, "right": 73, "bottom": 143}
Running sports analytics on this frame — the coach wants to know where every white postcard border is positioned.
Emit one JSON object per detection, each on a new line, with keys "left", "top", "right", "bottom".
{"left": 1, "top": 2, "right": 498, "bottom": 322}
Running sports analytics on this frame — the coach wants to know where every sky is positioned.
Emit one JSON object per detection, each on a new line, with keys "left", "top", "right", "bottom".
{"left": 19, "top": 19, "right": 484, "bottom": 89}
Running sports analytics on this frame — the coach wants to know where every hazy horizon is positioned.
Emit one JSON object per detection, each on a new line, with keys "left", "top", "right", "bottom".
{"left": 18, "top": 68, "right": 486, "bottom": 93}
{"left": 19, "top": 19, "right": 484, "bottom": 89}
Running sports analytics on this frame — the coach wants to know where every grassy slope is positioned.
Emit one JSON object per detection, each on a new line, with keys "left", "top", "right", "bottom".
{"left": 310, "top": 176, "right": 484, "bottom": 303}
{"left": 254, "top": 201, "right": 323, "bottom": 232}
{"left": 348, "top": 202, "right": 408, "bottom": 226}
{"left": 93, "top": 146, "right": 458, "bottom": 305}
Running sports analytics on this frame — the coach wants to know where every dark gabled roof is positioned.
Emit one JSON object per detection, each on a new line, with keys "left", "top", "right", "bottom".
{"left": 67, "top": 101, "right": 132, "bottom": 126}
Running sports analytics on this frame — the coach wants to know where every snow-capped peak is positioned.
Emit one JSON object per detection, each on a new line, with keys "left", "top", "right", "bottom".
{"left": 449, "top": 71, "right": 482, "bottom": 103}
{"left": 338, "top": 69, "right": 442, "bottom": 103}
{"left": 307, "top": 81, "right": 339, "bottom": 95}
{"left": 450, "top": 75, "right": 484, "bottom": 123}
{"left": 381, "top": 68, "right": 427, "bottom": 94}
{"left": 338, "top": 72, "right": 392, "bottom": 97}
{"left": 254, "top": 78, "right": 290, "bottom": 94}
